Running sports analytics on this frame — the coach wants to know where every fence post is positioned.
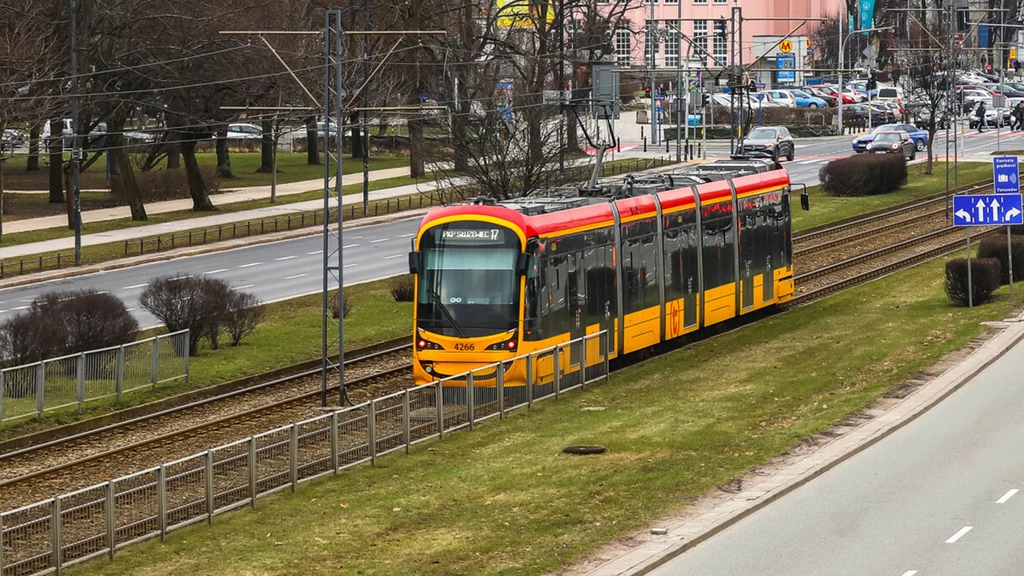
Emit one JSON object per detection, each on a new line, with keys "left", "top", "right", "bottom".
{"left": 604, "top": 331, "right": 611, "bottom": 384}
{"left": 368, "top": 402, "right": 377, "bottom": 467}
{"left": 436, "top": 381, "right": 444, "bottom": 439}
{"left": 0, "top": 370, "right": 4, "bottom": 422}
{"left": 36, "top": 362, "right": 45, "bottom": 419}
{"left": 151, "top": 337, "right": 159, "bottom": 389}
{"left": 205, "top": 451, "right": 214, "bottom": 524}
{"left": 157, "top": 465, "right": 167, "bottom": 541}
{"left": 184, "top": 335, "right": 191, "bottom": 384}
{"left": 466, "top": 372, "right": 475, "bottom": 430}
{"left": 289, "top": 424, "right": 299, "bottom": 491}
{"left": 51, "top": 496, "right": 61, "bottom": 573}
{"left": 115, "top": 346, "right": 125, "bottom": 403}
{"left": 553, "top": 346, "right": 561, "bottom": 400}
{"left": 76, "top": 352, "right": 85, "bottom": 415}
{"left": 105, "top": 481, "right": 115, "bottom": 560}
{"left": 402, "top": 391, "right": 411, "bottom": 453}
{"left": 0, "top": 511, "right": 4, "bottom": 574}
{"left": 496, "top": 362, "right": 505, "bottom": 420}
{"left": 526, "top": 354, "right": 534, "bottom": 410}
{"left": 248, "top": 438, "right": 257, "bottom": 508}
{"left": 330, "top": 412, "right": 339, "bottom": 473}
{"left": 580, "top": 336, "right": 588, "bottom": 390}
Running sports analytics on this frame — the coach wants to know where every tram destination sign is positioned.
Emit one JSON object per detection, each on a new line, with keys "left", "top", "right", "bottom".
{"left": 440, "top": 228, "right": 505, "bottom": 243}
{"left": 952, "top": 194, "right": 1024, "bottom": 226}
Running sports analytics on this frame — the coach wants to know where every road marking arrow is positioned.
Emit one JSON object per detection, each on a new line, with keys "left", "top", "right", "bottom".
{"left": 991, "top": 198, "right": 1002, "bottom": 221}
{"left": 1006, "top": 207, "right": 1021, "bottom": 222}
{"left": 955, "top": 208, "right": 973, "bottom": 223}
{"left": 977, "top": 198, "right": 988, "bottom": 222}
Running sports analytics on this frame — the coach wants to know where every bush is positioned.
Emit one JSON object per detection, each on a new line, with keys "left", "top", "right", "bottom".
{"left": 0, "top": 289, "right": 139, "bottom": 367}
{"left": 118, "top": 165, "right": 220, "bottom": 203}
{"left": 140, "top": 276, "right": 233, "bottom": 355}
{"left": 977, "top": 235, "right": 1024, "bottom": 285}
{"left": 390, "top": 275, "right": 415, "bottom": 302}
{"left": 819, "top": 154, "right": 908, "bottom": 197}
{"left": 945, "top": 258, "right": 1001, "bottom": 306}
{"left": 331, "top": 295, "right": 353, "bottom": 319}
{"left": 223, "top": 291, "right": 265, "bottom": 346}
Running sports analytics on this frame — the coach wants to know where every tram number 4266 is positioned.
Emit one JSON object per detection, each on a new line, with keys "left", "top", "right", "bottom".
{"left": 454, "top": 343, "right": 476, "bottom": 351}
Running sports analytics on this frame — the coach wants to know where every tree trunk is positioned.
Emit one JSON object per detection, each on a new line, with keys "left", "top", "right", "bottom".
{"left": 166, "top": 141, "right": 180, "bottom": 169}
{"left": 452, "top": 103, "right": 469, "bottom": 172}
{"left": 258, "top": 120, "right": 273, "bottom": 172}
{"left": 350, "top": 113, "right": 365, "bottom": 159}
{"left": 26, "top": 125, "right": 40, "bottom": 171}
{"left": 181, "top": 138, "right": 216, "bottom": 211}
{"left": 215, "top": 125, "right": 233, "bottom": 178}
{"left": 109, "top": 111, "right": 148, "bottom": 220}
{"left": 48, "top": 119, "right": 63, "bottom": 203}
{"left": 409, "top": 119, "right": 425, "bottom": 178}
{"left": 305, "top": 118, "right": 320, "bottom": 165}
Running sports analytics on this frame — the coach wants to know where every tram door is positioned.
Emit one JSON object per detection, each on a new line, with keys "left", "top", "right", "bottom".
{"left": 565, "top": 252, "right": 586, "bottom": 372}
{"left": 584, "top": 244, "right": 615, "bottom": 359}
{"left": 682, "top": 225, "right": 699, "bottom": 329}
{"left": 740, "top": 208, "right": 756, "bottom": 311}
{"left": 764, "top": 205, "right": 776, "bottom": 302}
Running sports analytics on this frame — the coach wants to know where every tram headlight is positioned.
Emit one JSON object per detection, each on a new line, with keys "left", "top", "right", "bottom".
{"left": 417, "top": 338, "right": 442, "bottom": 350}
{"left": 486, "top": 336, "right": 518, "bottom": 351}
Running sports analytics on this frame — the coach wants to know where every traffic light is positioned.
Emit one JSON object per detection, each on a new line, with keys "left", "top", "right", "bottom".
{"left": 867, "top": 71, "right": 877, "bottom": 92}
{"left": 644, "top": 86, "right": 651, "bottom": 98}
{"left": 715, "top": 19, "right": 727, "bottom": 39}
{"left": 701, "top": 92, "right": 710, "bottom": 107}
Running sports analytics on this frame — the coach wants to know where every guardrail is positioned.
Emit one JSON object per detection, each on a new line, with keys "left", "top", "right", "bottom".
{"left": 0, "top": 330, "right": 190, "bottom": 423}
{"left": 0, "top": 331, "right": 609, "bottom": 576}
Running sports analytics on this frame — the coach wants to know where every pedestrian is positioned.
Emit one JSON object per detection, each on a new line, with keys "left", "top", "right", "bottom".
{"left": 1015, "top": 102, "right": 1024, "bottom": 130}
{"left": 1016, "top": 60, "right": 1022, "bottom": 79}
{"left": 976, "top": 101, "right": 988, "bottom": 132}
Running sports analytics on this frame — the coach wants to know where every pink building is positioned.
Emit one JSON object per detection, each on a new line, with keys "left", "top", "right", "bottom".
{"left": 608, "top": 0, "right": 830, "bottom": 76}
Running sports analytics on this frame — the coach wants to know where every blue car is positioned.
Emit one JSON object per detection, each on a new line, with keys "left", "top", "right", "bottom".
{"left": 788, "top": 90, "right": 830, "bottom": 108}
{"left": 853, "top": 123, "right": 929, "bottom": 153}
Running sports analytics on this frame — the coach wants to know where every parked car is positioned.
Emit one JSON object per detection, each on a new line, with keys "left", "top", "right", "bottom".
{"left": 874, "top": 86, "right": 904, "bottom": 103}
{"left": 853, "top": 123, "right": 928, "bottom": 153}
{"left": 763, "top": 90, "right": 797, "bottom": 107}
{"left": 915, "top": 107, "right": 952, "bottom": 129}
{"left": 867, "top": 103, "right": 897, "bottom": 123}
{"left": 739, "top": 126, "right": 795, "bottom": 162}
{"left": 1, "top": 129, "right": 24, "bottom": 152}
{"left": 804, "top": 87, "right": 839, "bottom": 106}
{"left": 865, "top": 130, "right": 917, "bottom": 159}
{"left": 788, "top": 89, "right": 829, "bottom": 108}
{"left": 841, "top": 104, "right": 888, "bottom": 125}
{"left": 222, "top": 123, "right": 263, "bottom": 140}
{"left": 967, "top": 103, "right": 1008, "bottom": 128}
{"left": 839, "top": 86, "right": 867, "bottom": 103}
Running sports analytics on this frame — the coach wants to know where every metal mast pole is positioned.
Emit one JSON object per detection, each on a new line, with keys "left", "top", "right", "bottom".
{"left": 70, "top": 0, "right": 82, "bottom": 265}
{"left": 323, "top": 10, "right": 347, "bottom": 407}
{"left": 676, "top": 4, "right": 682, "bottom": 162}
{"left": 650, "top": 1, "right": 659, "bottom": 146}
{"left": 362, "top": 0, "right": 371, "bottom": 211}
{"left": 559, "top": 0, "right": 565, "bottom": 173}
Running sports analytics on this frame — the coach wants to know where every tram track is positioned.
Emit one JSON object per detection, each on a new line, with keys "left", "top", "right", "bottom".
{"left": 0, "top": 180, "right": 999, "bottom": 514}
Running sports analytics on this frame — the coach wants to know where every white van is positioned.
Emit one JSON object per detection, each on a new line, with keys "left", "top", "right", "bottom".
{"left": 875, "top": 86, "right": 904, "bottom": 103}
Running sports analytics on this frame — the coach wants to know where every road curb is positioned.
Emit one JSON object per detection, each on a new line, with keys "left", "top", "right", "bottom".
{"left": 580, "top": 319, "right": 1024, "bottom": 576}
{"left": 0, "top": 208, "right": 430, "bottom": 291}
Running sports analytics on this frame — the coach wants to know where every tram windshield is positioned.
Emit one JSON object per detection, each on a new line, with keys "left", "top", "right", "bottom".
{"left": 417, "top": 222, "right": 521, "bottom": 337}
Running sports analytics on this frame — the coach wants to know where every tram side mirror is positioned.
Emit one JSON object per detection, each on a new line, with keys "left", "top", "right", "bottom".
{"left": 517, "top": 253, "right": 530, "bottom": 276}
{"left": 800, "top": 191, "right": 810, "bottom": 211}
{"left": 408, "top": 251, "right": 420, "bottom": 275}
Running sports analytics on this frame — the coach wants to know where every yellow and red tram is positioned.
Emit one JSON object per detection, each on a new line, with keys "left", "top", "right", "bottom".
{"left": 407, "top": 159, "right": 794, "bottom": 386}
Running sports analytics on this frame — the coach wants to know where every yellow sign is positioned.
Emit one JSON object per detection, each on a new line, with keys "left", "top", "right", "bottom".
{"left": 780, "top": 39, "right": 793, "bottom": 53}
{"left": 496, "top": 0, "right": 554, "bottom": 28}
{"left": 1011, "top": 48, "right": 1018, "bottom": 60}
{"left": 806, "top": 38, "right": 811, "bottom": 49}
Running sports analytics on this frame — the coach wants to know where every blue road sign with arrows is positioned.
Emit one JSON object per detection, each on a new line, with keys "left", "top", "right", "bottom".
{"left": 953, "top": 194, "right": 1024, "bottom": 226}
{"left": 993, "top": 156, "right": 1020, "bottom": 194}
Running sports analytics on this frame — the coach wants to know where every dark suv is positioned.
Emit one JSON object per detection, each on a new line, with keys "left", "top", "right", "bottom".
{"left": 740, "top": 126, "right": 795, "bottom": 162}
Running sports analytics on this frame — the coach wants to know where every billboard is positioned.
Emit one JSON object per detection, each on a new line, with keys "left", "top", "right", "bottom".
{"left": 496, "top": 0, "right": 555, "bottom": 28}
{"left": 777, "top": 55, "right": 796, "bottom": 82}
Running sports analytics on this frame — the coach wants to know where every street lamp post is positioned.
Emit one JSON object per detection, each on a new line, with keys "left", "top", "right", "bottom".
{"left": 838, "top": 26, "right": 890, "bottom": 135}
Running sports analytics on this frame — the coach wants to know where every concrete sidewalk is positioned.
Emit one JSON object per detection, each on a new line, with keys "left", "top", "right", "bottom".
{"left": 0, "top": 172, "right": 441, "bottom": 260}
{"left": 4, "top": 166, "right": 413, "bottom": 236}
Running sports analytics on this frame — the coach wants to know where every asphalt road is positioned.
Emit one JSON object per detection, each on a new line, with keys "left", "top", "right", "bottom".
{"left": 2, "top": 128, "right": 1021, "bottom": 326}
{"left": 650, "top": 336, "right": 1024, "bottom": 576}
{"left": 0, "top": 219, "right": 419, "bottom": 328}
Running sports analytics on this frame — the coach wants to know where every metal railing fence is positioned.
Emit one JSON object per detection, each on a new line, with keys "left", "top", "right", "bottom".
{"left": 0, "top": 330, "right": 190, "bottom": 423}
{"left": 0, "top": 331, "right": 609, "bottom": 576}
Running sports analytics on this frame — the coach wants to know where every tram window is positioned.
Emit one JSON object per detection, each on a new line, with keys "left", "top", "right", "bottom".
{"left": 701, "top": 212, "right": 735, "bottom": 290}
{"left": 663, "top": 229, "right": 684, "bottom": 302}
{"left": 524, "top": 253, "right": 542, "bottom": 340}
{"left": 584, "top": 246, "right": 615, "bottom": 324}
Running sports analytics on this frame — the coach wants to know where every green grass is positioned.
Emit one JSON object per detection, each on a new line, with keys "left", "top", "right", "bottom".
{"left": 991, "top": 150, "right": 1024, "bottom": 155}
{"left": 0, "top": 279, "right": 411, "bottom": 441}
{"left": 794, "top": 161, "right": 991, "bottom": 231}
{"left": 0, "top": 152, "right": 410, "bottom": 192}
{"left": 71, "top": 257, "right": 1017, "bottom": 576}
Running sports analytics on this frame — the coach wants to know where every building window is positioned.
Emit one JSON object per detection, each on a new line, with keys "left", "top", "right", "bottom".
{"left": 646, "top": 0, "right": 659, "bottom": 4}
{"left": 665, "top": 30, "right": 679, "bottom": 68}
{"left": 645, "top": 23, "right": 659, "bottom": 67}
{"left": 615, "top": 26, "right": 632, "bottom": 68}
{"left": 693, "top": 20, "right": 708, "bottom": 64}
{"left": 713, "top": 33, "right": 727, "bottom": 64}
{"left": 694, "top": 0, "right": 707, "bottom": 6}
{"left": 713, "top": 0, "right": 726, "bottom": 4}
{"left": 666, "top": 0, "right": 678, "bottom": 4}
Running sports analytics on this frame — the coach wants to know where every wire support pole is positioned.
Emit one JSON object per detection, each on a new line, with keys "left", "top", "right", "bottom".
{"left": 70, "top": 0, "right": 82, "bottom": 265}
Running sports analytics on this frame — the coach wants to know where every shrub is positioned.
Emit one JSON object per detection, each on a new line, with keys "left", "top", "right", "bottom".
{"left": 945, "top": 258, "right": 1001, "bottom": 306}
{"left": 140, "top": 275, "right": 233, "bottom": 355}
{"left": 0, "top": 289, "right": 138, "bottom": 367}
{"left": 819, "top": 154, "right": 908, "bottom": 197}
{"left": 119, "top": 165, "right": 220, "bottom": 203}
{"left": 331, "top": 295, "right": 353, "bottom": 319}
{"left": 977, "top": 235, "right": 1024, "bottom": 285}
{"left": 223, "top": 291, "right": 265, "bottom": 346}
{"left": 390, "top": 275, "right": 416, "bottom": 302}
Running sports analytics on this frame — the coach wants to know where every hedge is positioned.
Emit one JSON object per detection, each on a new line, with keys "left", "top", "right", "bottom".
{"left": 945, "top": 258, "right": 1001, "bottom": 307}
{"left": 977, "top": 235, "right": 1024, "bottom": 285}
{"left": 819, "top": 154, "right": 908, "bottom": 197}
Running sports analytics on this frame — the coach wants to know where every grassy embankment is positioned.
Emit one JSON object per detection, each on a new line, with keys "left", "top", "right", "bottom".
{"left": 71, "top": 254, "right": 1019, "bottom": 576}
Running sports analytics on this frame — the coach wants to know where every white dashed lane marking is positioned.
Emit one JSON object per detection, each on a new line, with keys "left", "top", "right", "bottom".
{"left": 205, "top": 269, "right": 228, "bottom": 274}
{"left": 274, "top": 256, "right": 297, "bottom": 261}
{"left": 285, "top": 274, "right": 308, "bottom": 280}
{"left": 369, "top": 238, "right": 389, "bottom": 243}
{"left": 231, "top": 284, "right": 256, "bottom": 291}
{"left": 238, "top": 262, "right": 262, "bottom": 268}
{"left": 383, "top": 254, "right": 404, "bottom": 260}
{"left": 997, "top": 489, "right": 1019, "bottom": 504}
{"left": 945, "top": 526, "right": 973, "bottom": 544}
{"left": 122, "top": 283, "right": 148, "bottom": 290}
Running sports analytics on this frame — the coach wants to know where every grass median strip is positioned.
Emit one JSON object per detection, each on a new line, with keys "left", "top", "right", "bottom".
{"left": 0, "top": 280, "right": 412, "bottom": 440}
{"left": 72, "top": 257, "right": 1016, "bottom": 576}
{"left": 793, "top": 161, "right": 990, "bottom": 232}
